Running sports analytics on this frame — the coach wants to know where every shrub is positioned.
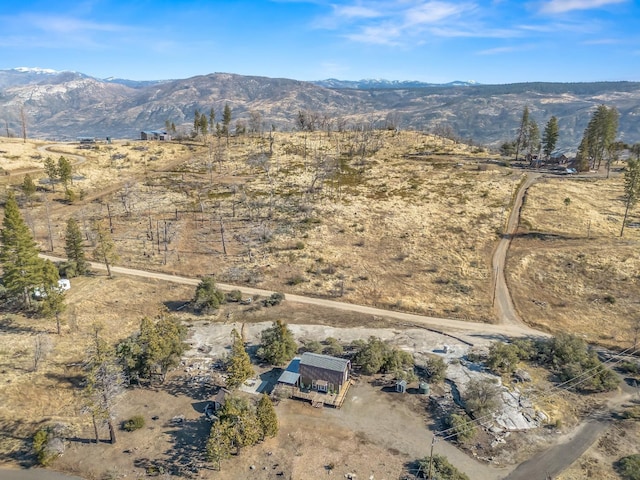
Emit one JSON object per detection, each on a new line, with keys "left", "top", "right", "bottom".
{"left": 323, "top": 337, "right": 344, "bottom": 357}
{"left": 464, "top": 378, "right": 500, "bottom": 418}
{"left": 622, "top": 406, "right": 640, "bottom": 420}
{"left": 619, "top": 361, "right": 640, "bottom": 375}
{"left": 616, "top": 454, "right": 640, "bottom": 480}
{"left": 424, "top": 354, "right": 447, "bottom": 384}
{"left": 299, "top": 339, "right": 323, "bottom": 354}
{"left": 353, "top": 336, "right": 414, "bottom": 376}
{"left": 192, "top": 277, "right": 225, "bottom": 313}
{"left": 224, "top": 290, "right": 242, "bottom": 303}
{"left": 33, "top": 427, "right": 65, "bottom": 466}
{"left": 534, "top": 334, "right": 619, "bottom": 393}
{"left": 447, "top": 413, "right": 477, "bottom": 443}
{"left": 262, "top": 292, "right": 284, "bottom": 307}
{"left": 122, "top": 415, "right": 145, "bottom": 432}
{"left": 487, "top": 342, "right": 520, "bottom": 375}
{"left": 417, "top": 454, "right": 469, "bottom": 480}
{"left": 287, "top": 275, "right": 305, "bottom": 286}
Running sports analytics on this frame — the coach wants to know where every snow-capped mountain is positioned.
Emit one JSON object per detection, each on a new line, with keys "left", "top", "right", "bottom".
{"left": 1, "top": 67, "right": 639, "bottom": 146}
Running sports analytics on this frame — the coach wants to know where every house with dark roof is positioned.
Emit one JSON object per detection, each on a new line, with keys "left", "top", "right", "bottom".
{"left": 276, "top": 352, "right": 352, "bottom": 408}
{"left": 299, "top": 352, "right": 350, "bottom": 394}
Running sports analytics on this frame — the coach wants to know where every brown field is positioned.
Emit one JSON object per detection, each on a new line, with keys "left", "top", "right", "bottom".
{"left": 509, "top": 174, "right": 640, "bottom": 349}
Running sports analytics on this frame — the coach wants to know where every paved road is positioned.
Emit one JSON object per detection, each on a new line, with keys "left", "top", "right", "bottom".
{"left": 504, "top": 417, "right": 612, "bottom": 480}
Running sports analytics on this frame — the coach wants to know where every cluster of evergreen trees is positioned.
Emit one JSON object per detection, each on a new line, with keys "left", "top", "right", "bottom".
{"left": 192, "top": 104, "right": 233, "bottom": 138}
{"left": 206, "top": 394, "right": 278, "bottom": 470}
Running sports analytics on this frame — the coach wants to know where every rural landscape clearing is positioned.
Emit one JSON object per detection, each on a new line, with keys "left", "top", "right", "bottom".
{"left": 1, "top": 110, "right": 639, "bottom": 480}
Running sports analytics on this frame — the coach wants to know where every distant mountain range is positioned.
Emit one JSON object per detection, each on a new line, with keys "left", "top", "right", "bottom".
{"left": 1, "top": 67, "right": 639, "bottom": 148}
{"left": 311, "top": 79, "right": 479, "bottom": 89}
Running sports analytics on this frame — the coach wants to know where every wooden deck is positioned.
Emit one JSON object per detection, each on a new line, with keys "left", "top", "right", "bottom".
{"left": 289, "top": 379, "right": 353, "bottom": 409}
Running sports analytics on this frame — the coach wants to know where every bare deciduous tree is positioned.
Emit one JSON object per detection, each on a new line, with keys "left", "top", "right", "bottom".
{"left": 34, "top": 333, "right": 53, "bottom": 371}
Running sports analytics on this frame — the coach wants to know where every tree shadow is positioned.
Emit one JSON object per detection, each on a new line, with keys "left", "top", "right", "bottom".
{"left": 0, "top": 419, "right": 39, "bottom": 467}
{"left": 163, "top": 300, "right": 191, "bottom": 312}
{"left": 403, "top": 458, "right": 425, "bottom": 478}
{"left": 161, "top": 417, "right": 212, "bottom": 477}
{"left": 506, "top": 231, "right": 584, "bottom": 241}
{"left": 44, "top": 372, "right": 85, "bottom": 389}
{"left": 0, "top": 316, "right": 38, "bottom": 334}
{"left": 160, "top": 374, "right": 217, "bottom": 401}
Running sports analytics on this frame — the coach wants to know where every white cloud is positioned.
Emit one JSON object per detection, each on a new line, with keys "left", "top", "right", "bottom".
{"left": 540, "top": 0, "right": 627, "bottom": 14}
{"left": 404, "top": 1, "right": 469, "bottom": 26}
{"left": 477, "top": 46, "right": 518, "bottom": 55}
{"left": 333, "top": 5, "right": 383, "bottom": 19}
{"left": 26, "top": 14, "right": 126, "bottom": 34}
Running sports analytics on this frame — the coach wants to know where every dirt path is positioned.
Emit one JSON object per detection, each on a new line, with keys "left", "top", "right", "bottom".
{"left": 492, "top": 173, "right": 541, "bottom": 327}
{"left": 40, "top": 255, "right": 542, "bottom": 340}
{"left": 0, "top": 469, "right": 82, "bottom": 480}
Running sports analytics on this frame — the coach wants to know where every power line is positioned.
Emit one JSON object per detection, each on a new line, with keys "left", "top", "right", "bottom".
{"left": 433, "top": 343, "right": 640, "bottom": 441}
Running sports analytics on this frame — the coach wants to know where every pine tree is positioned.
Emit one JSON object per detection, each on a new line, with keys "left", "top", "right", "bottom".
{"left": 137, "top": 315, "right": 187, "bottom": 382}
{"left": 206, "top": 419, "right": 232, "bottom": 470}
{"left": 514, "top": 106, "right": 530, "bottom": 162}
{"left": 226, "top": 329, "right": 254, "bottom": 390}
{"left": 581, "top": 105, "right": 619, "bottom": 172}
{"left": 256, "top": 394, "right": 278, "bottom": 439}
{"left": 0, "top": 192, "right": 44, "bottom": 307}
{"left": 193, "top": 109, "right": 201, "bottom": 137}
{"left": 92, "top": 221, "right": 118, "bottom": 277}
{"left": 220, "top": 396, "right": 261, "bottom": 453}
{"left": 542, "top": 116, "right": 559, "bottom": 160}
{"left": 43, "top": 157, "right": 58, "bottom": 192}
{"left": 64, "top": 218, "right": 89, "bottom": 275}
{"left": 38, "top": 259, "right": 66, "bottom": 335}
{"left": 257, "top": 320, "right": 297, "bottom": 366}
{"left": 527, "top": 120, "right": 540, "bottom": 158}
{"left": 83, "top": 327, "right": 124, "bottom": 444}
{"left": 223, "top": 103, "right": 232, "bottom": 142}
{"left": 57, "top": 156, "right": 73, "bottom": 188}
{"left": 621, "top": 158, "right": 640, "bottom": 237}
{"left": 21, "top": 174, "right": 37, "bottom": 206}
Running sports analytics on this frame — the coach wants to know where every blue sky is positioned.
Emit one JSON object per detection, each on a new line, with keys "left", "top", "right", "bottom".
{"left": 0, "top": 0, "right": 638, "bottom": 84}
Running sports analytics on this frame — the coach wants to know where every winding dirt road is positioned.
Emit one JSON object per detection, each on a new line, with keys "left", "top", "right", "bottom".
{"left": 40, "top": 254, "right": 541, "bottom": 340}
{"left": 492, "top": 173, "right": 541, "bottom": 327}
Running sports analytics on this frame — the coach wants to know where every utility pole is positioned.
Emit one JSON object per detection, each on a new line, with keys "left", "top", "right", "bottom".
{"left": 427, "top": 435, "right": 436, "bottom": 479}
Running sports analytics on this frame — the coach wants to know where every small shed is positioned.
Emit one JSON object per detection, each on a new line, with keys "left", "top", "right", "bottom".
{"left": 396, "top": 379, "right": 407, "bottom": 393}
{"left": 277, "top": 357, "right": 301, "bottom": 387}
{"left": 212, "top": 387, "right": 230, "bottom": 411}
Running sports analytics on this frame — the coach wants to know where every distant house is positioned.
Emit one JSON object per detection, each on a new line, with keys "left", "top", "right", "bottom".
{"left": 141, "top": 130, "right": 171, "bottom": 141}
{"left": 77, "top": 137, "right": 96, "bottom": 144}
{"left": 549, "top": 152, "right": 569, "bottom": 164}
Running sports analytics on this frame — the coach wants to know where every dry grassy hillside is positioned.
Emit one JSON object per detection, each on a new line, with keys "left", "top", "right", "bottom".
{"left": 509, "top": 174, "right": 640, "bottom": 349}
{"left": 3, "top": 132, "right": 514, "bottom": 323}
